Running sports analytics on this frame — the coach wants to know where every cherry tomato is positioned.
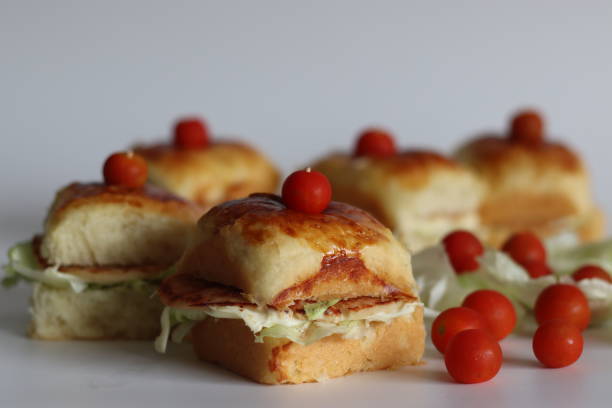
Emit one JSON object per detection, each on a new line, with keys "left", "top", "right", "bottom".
{"left": 534, "top": 284, "right": 591, "bottom": 331}
{"left": 524, "top": 262, "right": 553, "bottom": 279}
{"left": 442, "top": 230, "right": 484, "bottom": 274}
{"left": 431, "top": 307, "right": 489, "bottom": 354}
{"left": 173, "top": 117, "right": 209, "bottom": 149}
{"left": 509, "top": 109, "right": 544, "bottom": 145}
{"left": 501, "top": 231, "right": 547, "bottom": 267}
{"left": 354, "top": 128, "right": 397, "bottom": 158}
{"left": 462, "top": 290, "right": 516, "bottom": 340}
{"left": 533, "top": 320, "right": 583, "bottom": 368}
{"left": 573, "top": 265, "right": 612, "bottom": 283}
{"left": 281, "top": 169, "right": 332, "bottom": 214}
{"left": 444, "top": 329, "right": 503, "bottom": 384}
{"left": 103, "top": 152, "right": 148, "bottom": 188}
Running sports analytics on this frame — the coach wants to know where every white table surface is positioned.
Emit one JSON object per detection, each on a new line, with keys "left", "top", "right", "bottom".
{"left": 2, "top": 266, "right": 612, "bottom": 408}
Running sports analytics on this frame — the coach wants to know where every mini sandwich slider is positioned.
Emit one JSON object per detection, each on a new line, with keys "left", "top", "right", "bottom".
{"left": 311, "top": 128, "right": 484, "bottom": 253}
{"left": 3, "top": 152, "right": 201, "bottom": 340}
{"left": 454, "top": 109, "right": 604, "bottom": 247}
{"left": 155, "top": 169, "right": 425, "bottom": 384}
{"left": 134, "top": 116, "right": 279, "bottom": 212}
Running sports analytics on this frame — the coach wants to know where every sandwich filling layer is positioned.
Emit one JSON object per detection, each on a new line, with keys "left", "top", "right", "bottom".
{"left": 3, "top": 241, "right": 170, "bottom": 292}
{"left": 155, "top": 273, "right": 421, "bottom": 352}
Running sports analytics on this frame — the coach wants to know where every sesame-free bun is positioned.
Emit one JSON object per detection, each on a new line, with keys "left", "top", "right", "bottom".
{"left": 175, "top": 193, "right": 418, "bottom": 308}
{"left": 134, "top": 141, "right": 279, "bottom": 210}
{"left": 454, "top": 135, "right": 604, "bottom": 245}
{"left": 31, "top": 236, "right": 167, "bottom": 284}
{"left": 311, "top": 150, "right": 484, "bottom": 252}
{"left": 39, "top": 183, "right": 201, "bottom": 267}
{"left": 29, "top": 283, "right": 163, "bottom": 340}
{"left": 191, "top": 307, "right": 425, "bottom": 384}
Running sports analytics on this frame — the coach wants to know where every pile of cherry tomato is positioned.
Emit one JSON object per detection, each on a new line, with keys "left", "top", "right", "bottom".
{"left": 436, "top": 230, "right": 611, "bottom": 384}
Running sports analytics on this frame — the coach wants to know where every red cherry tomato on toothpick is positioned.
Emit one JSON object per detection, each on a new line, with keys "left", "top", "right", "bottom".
{"left": 173, "top": 117, "right": 209, "bottom": 149}
{"left": 462, "top": 290, "right": 517, "bottom": 340}
{"left": 445, "top": 329, "right": 503, "bottom": 384}
{"left": 103, "top": 152, "right": 148, "bottom": 188}
{"left": 534, "top": 284, "right": 591, "bottom": 331}
{"left": 509, "top": 109, "right": 544, "bottom": 146}
{"left": 573, "top": 265, "right": 612, "bottom": 283}
{"left": 442, "top": 230, "right": 484, "bottom": 274}
{"left": 354, "top": 128, "right": 397, "bottom": 158}
{"left": 431, "top": 307, "right": 489, "bottom": 354}
{"left": 282, "top": 169, "right": 332, "bottom": 214}
{"left": 533, "top": 320, "right": 583, "bottom": 368}
{"left": 502, "top": 231, "right": 547, "bottom": 267}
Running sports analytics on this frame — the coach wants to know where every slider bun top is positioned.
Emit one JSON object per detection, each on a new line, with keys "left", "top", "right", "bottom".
{"left": 134, "top": 141, "right": 279, "bottom": 210}
{"left": 454, "top": 135, "right": 593, "bottom": 226}
{"left": 174, "top": 193, "right": 418, "bottom": 308}
{"left": 311, "top": 150, "right": 484, "bottom": 226}
{"left": 40, "top": 182, "right": 201, "bottom": 268}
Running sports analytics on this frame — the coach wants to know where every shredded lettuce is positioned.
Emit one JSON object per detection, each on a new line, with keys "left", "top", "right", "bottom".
{"left": 413, "top": 238, "right": 612, "bottom": 327}
{"left": 3, "top": 241, "right": 171, "bottom": 294}
{"left": 155, "top": 301, "right": 419, "bottom": 353}
{"left": 3, "top": 241, "right": 88, "bottom": 292}
{"left": 548, "top": 238, "right": 612, "bottom": 276}
{"left": 304, "top": 299, "right": 339, "bottom": 320}
{"left": 256, "top": 324, "right": 307, "bottom": 343}
{"left": 255, "top": 320, "right": 375, "bottom": 345}
{"left": 413, "top": 245, "right": 554, "bottom": 325}
{"left": 412, "top": 246, "right": 471, "bottom": 314}
{"left": 576, "top": 278, "right": 612, "bottom": 325}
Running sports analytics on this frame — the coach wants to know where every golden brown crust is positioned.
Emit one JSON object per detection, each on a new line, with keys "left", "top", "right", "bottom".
{"left": 314, "top": 150, "right": 463, "bottom": 191}
{"left": 271, "top": 253, "right": 413, "bottom": 305}
{"left": 479, "top": 192, "right": 579, "bottom": 227}
{"left": 202, "top": 193, "right": 387, "bottom": 251}
{"left": 311, "top": 150, "right": 484, "bottom": 252}
{"left": 176, "top": 193, "right": 417, "bottom": 307}
{"left": 455, "top": 134, "right": 599, "bottom": 245}
{"left": 375, "top": 150, "right": 462, "bottom": 187}
{"left": 46, "top": 182, "right": 202, "bottom": 228}
{"left": 481, "top": 207, "right": 606, "bottom": 248}
{"left": 134, "top": 141, "right": 279, "bottom": 209}
{"left": 191, "top": 307, "right": 425, "bottom": 384}
{"left": 40, "top": 182, "right": 201, "bottom": 268}
{"left": 456, "top": 135, "right": 583, "bottom": 174}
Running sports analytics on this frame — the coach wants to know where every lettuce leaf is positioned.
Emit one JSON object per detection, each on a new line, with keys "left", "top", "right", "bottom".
{"left": 254, "top": 319, "right": 377, "bottom": 345}
{"left": 3, "top": 241, "right": 88, "bottom": 292}
{"left": 154, "top": 301, "right": 419, "bottom": 352}
{"left": 412, "top": 246, "right": 471, "bottom": 314}
{"left": 304, "top": 299, "right": 339, "bottom": 320}
{"left": 413, "top": 239, "right": 612, "bottom": 327}
{"left": 154, "top": 307, "right": 209, "bottom": 353}
{"left": 576, "top": 278, "right": 612, "bottom": 325}
{"left": 412, "top": 245, "right": 555, "bottom": 322}
{"left": 255, "top": 324, "right": 307, "bottom": 344}
{"left": 3, "top": 241, "right": 170, "bottom": 294}
{"left": 548, "top": 238, "right": 612, "bottom": 276}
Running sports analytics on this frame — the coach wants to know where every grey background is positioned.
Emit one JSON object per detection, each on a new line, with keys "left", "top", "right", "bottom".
{"left": 2, "top": 0, "right": 612, "bottom": 253}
